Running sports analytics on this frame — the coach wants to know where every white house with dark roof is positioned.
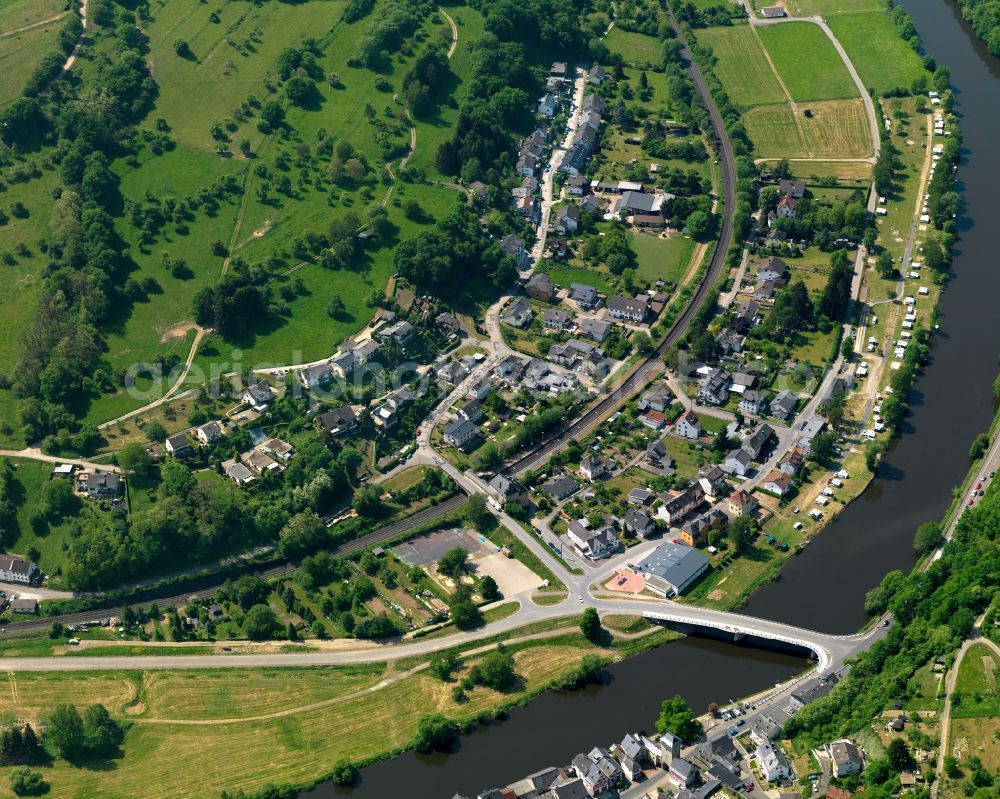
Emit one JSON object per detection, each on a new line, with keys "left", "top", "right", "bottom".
{"left": 242, "top": 380, "right": 274, "bottom": 411}
{"left": 676, "top": 410, "right": 702, "bottom": 440}
{"left": 443, "top": 419, "right": 479, "bottom": 448}
{"left": 0, "top": 555, "right": 39, "bottom": 585}
{"left": 570, "top": 283, "right": 600, "bottom": 309}
{"left": 607, "top": 295, "right": 649, "bottom": 323}
{"left": 165, "top": 433, "right": 191, "bottom": 457}
{"left": 195, "top": 421, "right": 226, "bottom": 446}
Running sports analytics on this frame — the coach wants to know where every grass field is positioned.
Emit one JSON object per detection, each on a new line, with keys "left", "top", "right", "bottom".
{"left": 827, "top": 12, "right": 926, "bottom": 94}
{"left": 758, "top": 159, "right": 873, "bottom": 182}
{"left": 743, "top": 99, "right": 872, "bottom": 160}
{"left": 0, "top": 642, "right": 598, "bottom": 798}
{"left": 696, "top": 26, "right": 786, "bottom": 107}
{"left": 952, "top": 643, "right": 1000, "bottom": 719}
{"left": 630, "top": 231, "right": 696, "bottom": 286}
{"left": 541, "top": 265, "right": 615, "bottom": 296}
{"left": 757, "top": 23, "right": 859, "bottom": 102}
{"left": 605, "top": 27, "right": 664, "bottom": 66}
{"left": 0, "top": 0, "right": 67, "bottom": 105}
{"left": 786, "top": 0, "right": 883, "bottom": 15}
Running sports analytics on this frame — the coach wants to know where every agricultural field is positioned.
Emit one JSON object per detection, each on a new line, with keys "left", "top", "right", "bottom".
{"left": 757, "top": 23, "right": 859, "bottom": 102}
{"left": 757, "top": 158, "right": 873, "bottom": 182}
{"left": 827, "top": 11, "right": 926, "bottom": 94}
{"left": 743, "top": 99, "right": 872, "bottom": 159}
{"left": 696, "top": 26, "right": 786, "bottom": 106}
{"left": 0, "top": 0, "right": 68, "bottom": 104}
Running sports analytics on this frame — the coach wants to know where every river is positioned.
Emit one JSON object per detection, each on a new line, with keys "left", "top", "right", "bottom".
{"left": 308, "top": 1, "right": 1000, "bottom": 795}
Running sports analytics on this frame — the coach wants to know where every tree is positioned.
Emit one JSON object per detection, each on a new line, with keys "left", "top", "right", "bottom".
{"left": 81, "top": 704, "right": 123, "bottom": 756}
{"left": 353, "top": 484, "right": 383, "bottom": 518}
{"left": 159, "top": 460, "right": 196, "bottom": 497}
{"left": 331, "top": 759, "right": 358, "bottom": 786}
{"left": 476, "top": 649, "right": 516, "bottom": 690}
{"left": 118, "top": 442, "right": 152, "bottom": 475}
{"left": 810, "top": 432, "right": 837, "bottom": 466}
{"left": 46, "top": 704, "right": 85, "bottom": 760}
{"left": 326, "top": 296, "right": 346, "bottom": 318}
{"left": 923, "top": 237, "right": 947, "bottom": 271}
{"left": 730, "top": 515, "right": 756, "bottom": 554}
{"left": 580, "top": 607, "right": 603, "bottom": 642}
{"left": 243, "top": 604, "right": 279, "bottom": 640}
{"left": 479, "top": 575, "right": 500, "bottom": 601}
{"left": 429, "top": 651, "right": 461, "bottom": 681}
{"left": 414, "top": 714, "right": 459, "bottom": 752}
{"left": 881, "top": 394, "right": 906, "bottom": 430}
{"left": 686, "top": 210, "right": 713, "bottom": 241}
{"left": 41, "top": 478, "right": 78, "bottom": 519}
{"left": 655, "top": 695, "right": 703, "bottom": 742}
{"left": 887, "top": 738, "right": 913, "bottom": 772}
{"left": 437, "top": 547, "right": 469, "bottom": 579}
{"left": 278, "top": 510, "right": 327, "bottom": 558}
{"left": 825, "top": 388, "right": 848, "bottom": 429}
{"left": 865, "top": 440, "right": 887, "bottom": 472}
{"left": 913, "top": 521, "right": 942, "bottom": 554}
{"left": 8, "top": 767, "right": 46, "bottom": 796}
{"left": 173, "top": 39, "right": 190, "bottom": 56}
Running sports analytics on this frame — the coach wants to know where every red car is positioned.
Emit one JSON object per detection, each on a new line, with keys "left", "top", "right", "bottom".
{"left": 976, "top": 481, "right": 983, "bottom": 490}
{"left": 968, "top": 498, "right": 975, "bottom": 506}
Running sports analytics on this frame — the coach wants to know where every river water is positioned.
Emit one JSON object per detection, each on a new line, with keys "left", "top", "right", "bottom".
{"left": 307, "top": 2, "right": 1000, "bottom": 795}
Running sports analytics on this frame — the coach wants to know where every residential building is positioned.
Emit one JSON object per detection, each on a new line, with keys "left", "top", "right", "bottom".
{"left": 165, "top": 433, "right": 191, "bottom": 457}
{"left": 582, "top": 93, "right": 606, "bottom": 114}
{"left": 697, "top": 368, "right": 730, "bottom": 405}
{"left": 494, "top": 355, "right": 524, "bottom": 383}
{"left": 579, "top": 317, "right": 611, "bottom": 342}
{"left": 570, "top": 283, "right": 600, "bottom": 310}
{"left": 526, "top": 272, "right": 555, "bottom": 302}
{"left": 717, "top": 328, "right": 745, "bottom": 355}
{"left": 537, "top": 92, "right": 558, "bottom": 118}
{"left": 501, "top": 234, "right": 530, "bottom": 269}
{"left": 607, "top": 295, "right": 649, "bottom": 323}
{"left": 656, "top": 484, "right": 705, "bottom": 525}
{"left": 830, "top": 740, "right": 864, "bottom": 777}
{"left": 298, "top": 363, "right": 331, "bottom": 390}
{"left": 566, "top": 174, "right": 588, "bottom": 196}
{"left": 754, "top": 278, "right": 777, "bottom": 302}
{"left": 739, "top": 390, "right": 766, "bottom": 416}
{"left": 770, "top": 389, "right": 798, "bottom": 420}
{"left": 741, "top": 423, "right": 775, "bottom": 461}
{"left": 750, "top": 714, "right": 783, "bottom": 745}
{"left": 640, "top": 410, "right": 666, "bottom": 430}
{"left": 646, "top": 439, "right": 671, "bottom": 468}
{"left": 624, "top": 508, "right": 656, "bottom": 538}
{"left": 543, "top": 474, "right": 580, "bottom": 501}
{"left": 437, "top": 361, "right": 468, "bottom": 385}
{"left": 778, "top": 178, "right": 806, "bottom": 198}
{"left": 676, "top": 410, "right": 703, "bottom": 440}
{"left": 502, "top": 297, "right": 533, "bottom": 328}
{"left": 734, "top": 300, "right": 761, "bottom": 334}
{"left": 567, "top": 519, "right": 621, "bottom": 560}
{"left": 486, "top": 475, "right": 530, "bottom": 511}
{"left": 260, "top": 438, "right": 295, "bottom": 462}
{"left": 373, "top": 404, "right": 396, "bottom": 428}
{"left": 378, "top": 320, "right": 415, "bottom": 346}
{"left": 579, "top": 454, "right": 607, "bottom": 481}
{"left": 0, "top": 555, "right": 39, "bottom": 585}
{"left": 221, "top": 461, "right": 253, "bottom": 486}
{"left": 796, "top": 414, "right": 829, "bottom": 454}
{"left": 443, "top": 419, "right": 479, "bottom": 448}
{"left": 789, "top": 677, "right": 837, "bottom": 711}
{"left": 318, "top": 406, "right": 357, "bottom": 436}
{"left": 680, "top": 508, "right": 727, "bottom": 547}
{"left": 615, "top": 190, "right": 664, "bottom": 216}
{"left": 457, "top": 399, "right": 483, "bottom": 423}
{"left": 547, "top": 236, "right": 571, "bottom": 258}
{"left": 762, "top": 469, "right": 792, "bottom": 497}
{"left": 467, "top": 377, "right": 492, "bottom": 401}
{"left": 543, "top": 309, "right": 572, "bottom": 330}
{"left": 352, "top": 338, "right": 381, "bottom": 364}
{"left": 639, "top": 382, "right": 673, "bottom": 413}
{"left": 588, "top": 63, "right": 609, "bottom": 85}
{"left": 242, "top": 380, "right": 274, "bottom": 411}
{"left": 725, "top": 448, "right": 753, "bottom": 477}
{"left": 778, "top": 447, "right": 804, "bottom": 476}
{"left": 627, "top": 487, "right": 655, "bottom": 506}
{"left": 196, "top": 421, "right": 226, "bottom": 445}
{"left": 728, "top": 489, "right": 758, "bottom": 517}
{"left": 242, "top": 448, "right": 282, "bottom": 476}
{"left": 755, "top": 741, "right": 793, "bottom": 782}
{"left": 329, "top": 350, "right": 357, "bottom": 378}
{"left": 580, "top": 193, "right": 606, "bottom": 215}
{"left": 76, "top": 471, "right": 123, "bottom": 500}
{"left": 756, "top": 256, "right": 789, "bottom": 284}
{"left": 775, "top": 195, "right": 798, "bottom": 219}
{"left": 669, "top": 758, "right": 699, "bottom": 789}
{"left": 554, "top": 204, "right": 581, "bottom": 234}
{"left": 697, "top": 465, "right": 728, "bottom": 497}
{"left": 468, "top": 180, "right": 488, "bottom": 201}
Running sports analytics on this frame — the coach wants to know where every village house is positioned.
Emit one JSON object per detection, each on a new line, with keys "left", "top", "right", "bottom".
{"left": 543, "top": 309, "right": 573, "bottom": 330}
{"left": 442, "top": 419, "right": 479, "bottom": 448}
{"left": 639, "top": 382, "right": 673, "bottom": 413}
{"left": 378, "top": 320, "right": 415, "bottom": 346}
{"left": 318, "top": 405, "right": 357, "bottom": 436}
{"left": 76, "top": 471, "right": 124, "bottom": 501}
{"left": 543, "top": 474, "right": 580, "bottom": 501}
{"left": 829, "top": 740, "right": 864, "bottom": 777}
{"left": 756, "top": 256, "right": 789, "bottom": 284}
{"left": 501, "top": 234, "right": 530, "bottom": 270}
{"left": 646, "top": 439, "right": 672, "bottom": 469}
{"left": 657, "top": 483, "right": 706, "bottom": 525}
{"left": 624, "top": 507, "right": 656, "bottom": 538}
{"left": 526, "top": 272, "right": 555, "bottom": 302}
{"left": 754, "top": 279, "right": 778, "bottom": 302}
{"left": 242, "top": 379, "right": 274, "bottom": 411}
{"left": 437, "top": 361, "right": 468, "bottom": 385}
{"left": 329, "top": 350, "right": 357, "bottom": 378}
{"left": 607, "top": 295, "right": 649, "bottom": 323}
{"left": 547, "top": 236, "right": 571, "bottom": 259}
{"left": 725, "top": 448, "right": 753, "bottom": 477}
{"left": 579, "top": 317, "right": 611, "bottom": 342}
{"left": 770, "top": 389, "right": 798, "bottom": 420}
{"left": 750, "top": 714, "right": 783, "bottom": 745}
{"left": 548, "top": 339, "right": 595, "bottom": 368}
{"left": 165, "top": 432, "right": 191, "bottom": 457}
{"left": 468, "top": 180, "right": 488, "bottom": 201}
{"left": 774, "top": 195, "right": 798, "bottom": 221}
{"left": 778, "top": 178, "right": 806, "bottom": 198}
{"left": 537, "top": 92, "right": 558, "bottom": 118}
{"left": 698, "top": 368, "right": 730, "bottom": 406}
{"left": 457, "top": 399, "right": 484, "bottom": 423}
{"left": 698, "top": 465, "right": 729, "bottom": 497}
{"left": 755, "top": 741, "right": 793, "bottom": 782}
{"left": 675, "top": 410, "right": 703, "bottom": 440}
{"left": 680, "top": 508, "right": 727, "bottom": 547}
{"left": 196, "top": 420, "right": 226, "bottom": 445}
{"left": 560, "top": 141, "right": 591, "bottom": 177}
{"left": 466, "top": 377, "right": 492, "bottom": 401}
{"left": 0, "top": 555, "right": 40, "bottom": 585}
{"left": 517, "top": 152, "right": 540, "bottom": 177}
{"left": 778, "top": 447, "right": 804, "bottom": 476}
{"left": 734, "top": 300, "right": 761, "bottom": 334}
{"left": 242, "top": 448, "right": 282, "bottom": 476}
{"left": 571, "top": 283, "right": 600, "bottom": 310}
{"left": 502, "top": 297, "right": 533, "bottom": 328}
{"left": 298, "top": 363, "right": 331, "bottom": 390}
{"left": 579, "top": 454, "right": 608, "bottom": 482}
{"left": 760, "top": 469, "right": 792, "bottom": 497}
{"left": 728, "top": 489, "right": 758, "bottom": 517}
{"left": 567, "top": 519, "right": 621, "bottom": 560}
{"left": 581, "top": 193, "right": 606, "bottom": 215}
{"left": 554, "top": 204, "right": 581, "bottom": 234}
{"left": 351, "top": 338, "right": 381, "bottom": 364}
{"left": 796, "top": 414, "right": 829, "bottom": 454}
{"left": 739, "top": 390, "right": 767, "bottom": 416}
{"left": 259, "top": 438, "right": 295, "bottom": 462}
{"left": 222, "top": 460, "right": 255, "bottom": 487}
{"left": 717, "top": 328, "right": 745, "bottom": 355}
{"left": 669, "top": 757, "right": 700, "bottom": 789}
{"left": 486, "top": 475, "right": 531, "bottom": 512}
{"left": 741, "top": 423, "right": 775, "bottom": 461}
{"left": 640, "top": 409, "right": 666, "bottom": 431}
{"left": 566, "top": 174, "right": 588, "bottom": 196}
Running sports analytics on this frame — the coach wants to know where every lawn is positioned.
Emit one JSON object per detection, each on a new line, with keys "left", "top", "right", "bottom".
{"left": 0, "top": 643, "right": 597, "bottom": 799}
{"left": 630, "top": 231, "right": 696, "bottom": 286}
{"left": 3, "top": 458, "right": 114, "bottom": 576}
{"left": 743, "top": 99, "right": 872, "bottom": 160}
{"left": 696, "top": 25, "right": 786, "bottom": 107}
{"left": 605, "top": 27, "right": 665, "bottom": 66}
{"left": 827, "top": 12, "right": 926, "bottom": 95}
{"left": 541, "top": 264, "right": 616, "bottom": 296}
{"left": 757, "top": 22, "right": 859, "bottom": 102}
{"left": 786, "top": 0, "right": 883, "bottom": 15}
{"left": 951, "top": 643, "right": 1000, "bottom": 719}
{"left": 0, "top": 0, "right": 68, "bottom": 105}
{"left": 875, "top": 96, "right": 929, "bottom": 260}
